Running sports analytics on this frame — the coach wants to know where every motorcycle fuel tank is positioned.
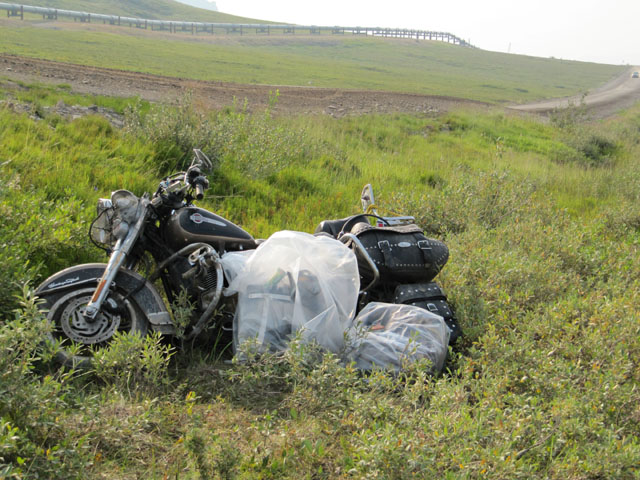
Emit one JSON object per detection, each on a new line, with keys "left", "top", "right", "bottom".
{"left": 163, "top": 207, "right": 257, "bottom": 252}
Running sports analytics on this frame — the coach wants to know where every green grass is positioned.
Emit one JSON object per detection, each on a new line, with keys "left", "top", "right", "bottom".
{"left": 0, "top": 77, "right": 141, "bottom": 113}
{"left": 1, "top": 83, "right": 640, "bottom": 479}
{"left": 0, "top": 20, "right": 624, "bottom": 103}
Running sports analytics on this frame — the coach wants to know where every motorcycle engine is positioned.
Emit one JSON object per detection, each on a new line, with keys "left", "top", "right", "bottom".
{"left": 197, "top": 266, "right": 220, "bottom": 308}
{"left": 168, "top": 246, "right": 222, "bottom": 311}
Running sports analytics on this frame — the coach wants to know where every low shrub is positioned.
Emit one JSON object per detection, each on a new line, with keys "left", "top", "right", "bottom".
{"left": 548, "top": 100, "right": 620, "bottom": 167}
{"left": 0, "top": 172, "right": 96, "bottom": 317}
{"left": 571, "top": 131, "right": 619, "bottom": 167}
{"left": 556, "top": 128, "right": 620, "bottom": 168}
{"left": 91, "top": 331, "right": 175, "bottom": 395}
{"left": 125, "top": 93, "right": 341, "bottom": 182}
{"left": 389, "top": 167, "right": 538, "bottom": 237}
{"left": 124, "top": 93, "right": 216, "bottom": 175}
{"left": 0, "top": 287, "right": 93, "bottom": 479}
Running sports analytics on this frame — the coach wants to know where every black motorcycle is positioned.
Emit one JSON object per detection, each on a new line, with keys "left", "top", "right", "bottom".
{"left": 36, "top": 150, "right": 459, "bottom": 367}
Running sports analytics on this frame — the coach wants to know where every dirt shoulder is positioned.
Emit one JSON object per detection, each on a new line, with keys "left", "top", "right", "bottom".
{"left": 1, "top": 53, "right": 637, "bottom": 119}
{"left": 0, "top": 53, "right": 489, "bottom": 117}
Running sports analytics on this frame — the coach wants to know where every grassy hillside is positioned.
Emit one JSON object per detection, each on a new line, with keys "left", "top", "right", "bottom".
{"left": 20, "top": 0, "right": 262, "bottom": 23}
{"left": 1, "top": 82, "right": 639, "bottom": 478}
{"left": 0, "top": 20, "right": 625, "bottom": 104}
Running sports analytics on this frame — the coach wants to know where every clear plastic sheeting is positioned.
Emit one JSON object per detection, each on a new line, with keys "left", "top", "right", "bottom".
{"left": 347, "top": 302, "right": 450, "bottom": 373}
{"left": 221, "top": 231, "right": 360, "bottom": 353}
{"left": 219, "top": 249, "right": 253, "bottom": 284}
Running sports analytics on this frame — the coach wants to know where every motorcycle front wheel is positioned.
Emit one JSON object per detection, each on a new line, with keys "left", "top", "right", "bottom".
{"left": 44, "top": 286, "right": 148, "bottom": 369}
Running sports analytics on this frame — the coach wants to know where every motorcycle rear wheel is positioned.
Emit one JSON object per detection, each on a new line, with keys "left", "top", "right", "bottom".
{"left": 45, "top": 286, "right": 148, "bottom": 369}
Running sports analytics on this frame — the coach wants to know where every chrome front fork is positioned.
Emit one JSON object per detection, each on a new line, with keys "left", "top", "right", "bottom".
{"left": 83, "top": 202, "right": 149, "bottom": 320}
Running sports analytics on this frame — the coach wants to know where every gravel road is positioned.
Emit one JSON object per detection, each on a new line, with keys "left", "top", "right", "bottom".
{"left": 508, "top": 66, "right": 640, "bottom": 118}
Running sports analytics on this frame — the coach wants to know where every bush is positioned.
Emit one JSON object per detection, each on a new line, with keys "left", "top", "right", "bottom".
{"left": 567, "top": 130, "right": 618, "bottom": 167}
{"left": 389, "top": 167, "right": 538, "bottom": 237}
{"left": 552, "top": 127, "right": 620, "bottom": 168}
{"left": 549, "top": 96, "right": 588, "bottom": 129}
{"left": 0, "top": 287, "right": 93, "bottom": 479}
{"left": 212, "top": 108, "right": 316, "bottom": 180}
{"left": 91, "top": 331, "right": 175, "bottom": 395}
{"left": 548, "top": 99, "right": 620, "bottom": 167}
{"left": 125, "top": 93, "right": 338, "bottom": 182}
{"left": 0, "top": 173, "right": 96, "bottom": 318}
{"left": 124, "top": 93, "right": 217, "bottom": 175}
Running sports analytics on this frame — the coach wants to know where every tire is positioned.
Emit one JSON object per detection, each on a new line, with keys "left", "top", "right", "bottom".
{"left": 44, "top": 286, "right": 148, "bottom": 369}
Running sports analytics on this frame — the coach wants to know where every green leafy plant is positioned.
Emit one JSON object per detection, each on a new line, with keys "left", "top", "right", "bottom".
{"left": 124, "top": 92, "right": 217, "bottom": 175}
{"left": 0, "top": 287, "right": 93, "bottom": 479}
{"left": 91, "top": 331, "right": 175, "bottom": 395}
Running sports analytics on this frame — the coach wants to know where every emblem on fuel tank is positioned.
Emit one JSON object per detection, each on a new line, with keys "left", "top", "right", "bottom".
{"left": 190, "top": 212, "right": 226, "bottom": 227}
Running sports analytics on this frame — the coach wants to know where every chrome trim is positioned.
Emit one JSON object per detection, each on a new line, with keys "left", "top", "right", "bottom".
{"left": 340, "top": 233, "right": 380, "bottom": 292}
{"left": 84, "top": 198, "right": 150, "bottom": 319}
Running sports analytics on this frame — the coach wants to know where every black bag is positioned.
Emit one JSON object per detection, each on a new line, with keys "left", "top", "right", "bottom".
{"left": 344, "top": 220, "right": 449, "bottom": 286}
{"left": 393, "top": 282, "right": 462, "bottom": 344}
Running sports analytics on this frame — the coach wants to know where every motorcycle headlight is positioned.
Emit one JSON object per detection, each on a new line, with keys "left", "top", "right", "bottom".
{"left": 90, "top": 198, "right": 115, "bottom": 246}
{"left": 90, "top": 191, "right": 141, "bottom": 248}
{"left": 111, "top": 190, "right": 140, "bottom": 223}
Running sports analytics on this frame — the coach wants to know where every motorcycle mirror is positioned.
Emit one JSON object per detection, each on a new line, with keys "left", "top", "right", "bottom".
{"left": 193, "top": 149, "right": 213, "bottom": 171}
{"left": 361, "top": 184, "right": 376, "bottom": 213}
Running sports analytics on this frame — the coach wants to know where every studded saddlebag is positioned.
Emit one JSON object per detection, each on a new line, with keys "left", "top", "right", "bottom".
{"left": 393, "top": 282, "right": 462, "bottom": 344}
{"left": 347, "top": 222, "right": 449, "bottom": 285}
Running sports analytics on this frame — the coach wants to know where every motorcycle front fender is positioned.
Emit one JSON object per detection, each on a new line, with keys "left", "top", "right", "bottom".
{"left": 36, "top": 263, "right": 175, "bottom": 335}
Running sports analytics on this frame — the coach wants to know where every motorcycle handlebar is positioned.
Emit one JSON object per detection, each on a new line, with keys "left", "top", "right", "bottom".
{"left": 195, "top": 183, "right": 205, "bottom": 201}
{"left": 191, "top": 174, "right": 209, "bottom": 201}
{"left": 155, "top": 167, "right": 209, "bottom": 205}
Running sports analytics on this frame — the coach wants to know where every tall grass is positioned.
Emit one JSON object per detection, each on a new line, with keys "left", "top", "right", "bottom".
{"left": 1, "top": 83, "right": 639, "bottom": 478}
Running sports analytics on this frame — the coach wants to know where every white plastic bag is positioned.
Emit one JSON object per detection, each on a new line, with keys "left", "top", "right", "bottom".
{"left": 347, "top": 302, "right": 450, "bottom": 373}
{"left": 221, "top": 231, "right": 360, "bottom": 354}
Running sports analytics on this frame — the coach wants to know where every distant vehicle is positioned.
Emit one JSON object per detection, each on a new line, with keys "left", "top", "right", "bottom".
{"left": 632, "top": 71, "right": 640, "bottom": 78}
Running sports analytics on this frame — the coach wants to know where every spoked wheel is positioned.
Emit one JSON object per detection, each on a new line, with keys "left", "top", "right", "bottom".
{"left": 46, "top": 287, "right": 148, "bottom": 368}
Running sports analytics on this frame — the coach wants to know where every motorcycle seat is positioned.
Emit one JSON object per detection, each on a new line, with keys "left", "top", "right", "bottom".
{"left": 314, "top": 215, "right": 368, "bottom": 238}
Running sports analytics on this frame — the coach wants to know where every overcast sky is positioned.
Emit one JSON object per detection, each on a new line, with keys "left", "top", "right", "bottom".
{"left": 215, "top": 0, "right": 640, "bottom": 66}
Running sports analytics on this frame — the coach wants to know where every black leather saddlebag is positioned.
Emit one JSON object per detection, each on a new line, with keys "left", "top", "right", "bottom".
{"left": 347, "top": 222, "right": 449, "bottom": 285}
{"left": 393, "top": 282, "right": 462, "bottom": 344}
